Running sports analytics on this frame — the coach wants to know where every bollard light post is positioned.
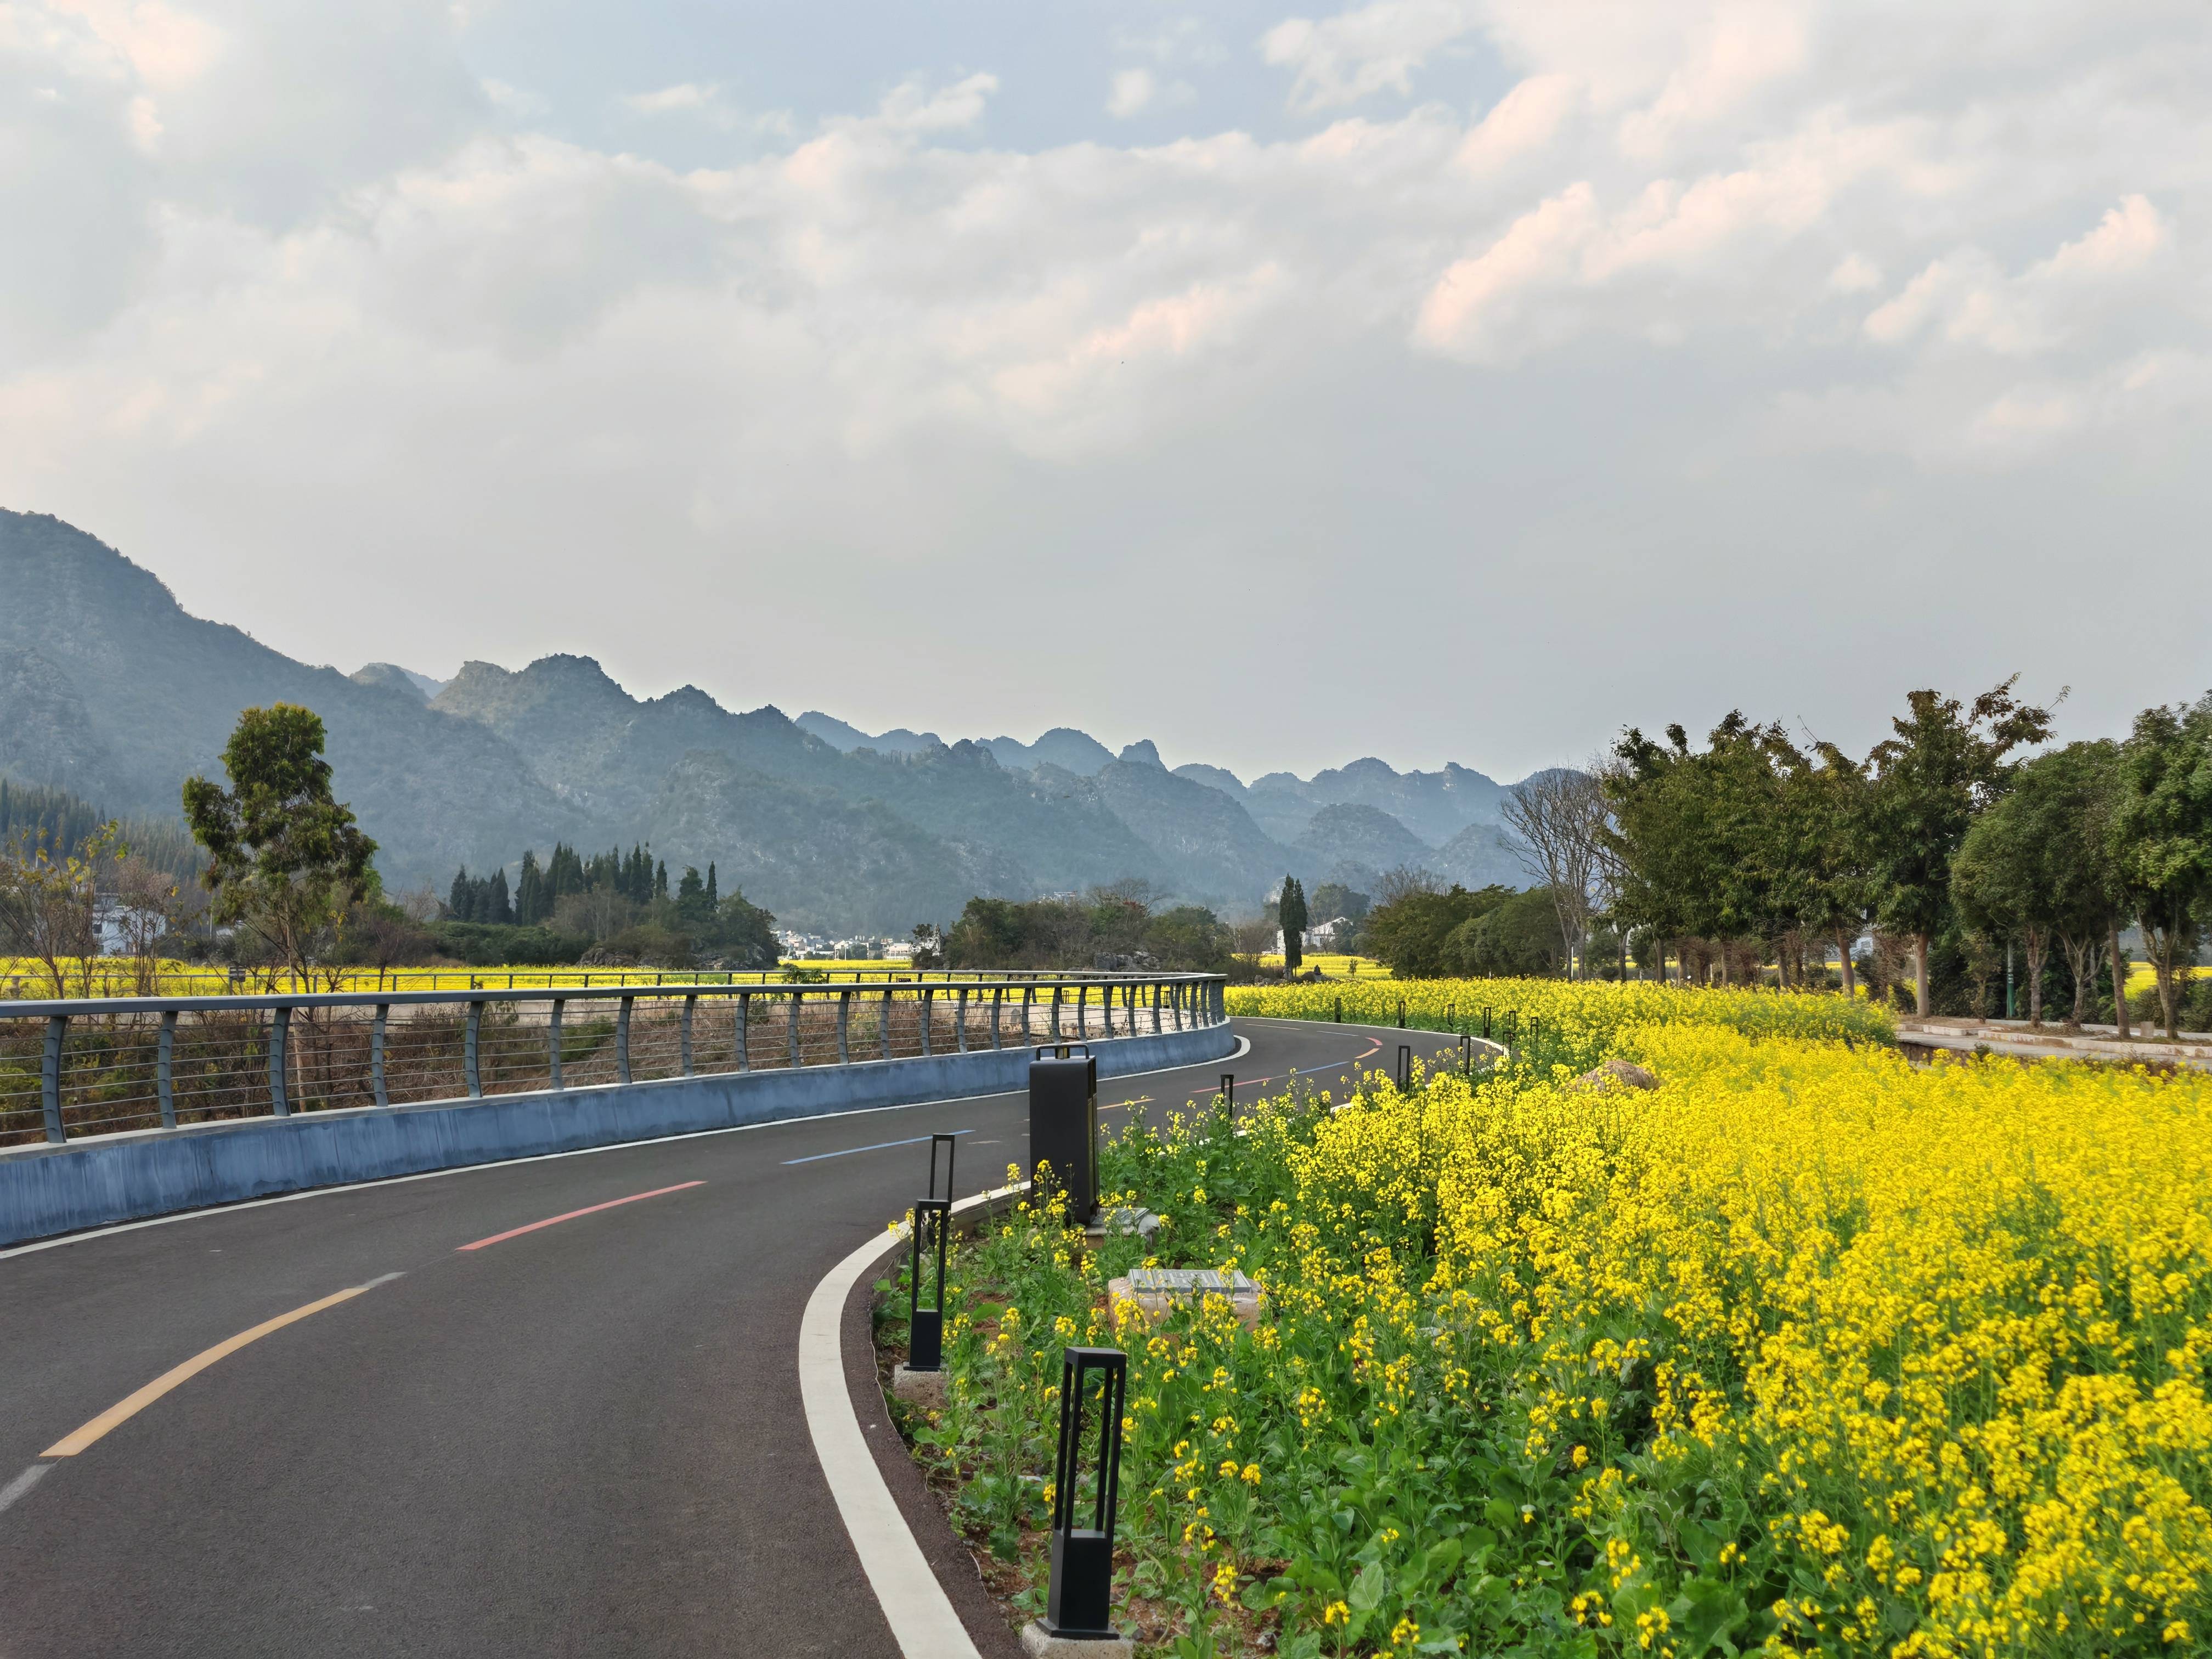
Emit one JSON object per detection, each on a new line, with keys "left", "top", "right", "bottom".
{"left": 1396, "top": 1044, "right": 1412, "bottom": 1092}
{"left": 908, "top": 1197, "right": 951, "bottom": 1372}
{"left": 1041, "top": 1346, "right": 1128, "bottom": 1642}
{"left": 1218, "top": 1074, "right": 1234, "bottom": 1115}
{"left": 1334, "top": 995, "right": 1342, "bottom": 1024}
{"left": 1397, "top": 997, "right": 1406, "bottom": 1029}
{"left": 1030, "top": 1044, "right": 1099, "bottom": 1223}
{"left": 928, "top": 1131, "right": 958, "bottom": 1204}
{"left": 1482, "top": 1006, "right": 1492, "bottom": 1041}
{"left": 1460, "top": 1034, "right": 1472, "bottom": 1077}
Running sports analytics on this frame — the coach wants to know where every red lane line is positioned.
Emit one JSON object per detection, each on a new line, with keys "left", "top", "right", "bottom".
{"left": 456, "top": 1182, "right": 706, "bottom": 1251}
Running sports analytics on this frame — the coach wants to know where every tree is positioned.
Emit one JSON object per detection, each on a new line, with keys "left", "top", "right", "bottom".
{"left": 2112, "top": 695, "right": 2212, "bottom": 1038}
{"left": 182, "top": 703, "right": 377, "bottom": 986}
{"left": 676, "top": 865, "right": 712, "bottom": 932}
{"left": 706, "top": 862, "right": 719, "bottom": 909}
{"left": 910, "top": 922, "right": 945, "bottom": 970}
{"left": 1862, "top": 680, "right": 2053, "bottom": 1015}
{"left": 515, "top": 850, "right": 546, "bottom": 926}
{"left": 486, "top": 867, "right": 513, "bottom": 927}
{"left": 1951, "top": 791, "right": 2063, "bottom": 1025}
{"left": 0, "top": 822, "right": 122, "bottom": 998}
{"left": 1503, "top": 769, "right": 1610, "bottom": 979}
{"left": 1277, "top": 876, "right": 1308, "bottom": 973}
{"left": 1364, "top": 883, "right": 1508, "bottom": 977}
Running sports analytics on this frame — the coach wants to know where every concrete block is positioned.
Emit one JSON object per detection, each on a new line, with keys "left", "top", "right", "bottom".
{"left": 1107, "top": 1268, "right": 1264, "bottom": 1330}
{"left": 890, "top": 1364, "right": 947, "bottom": 1410}
{"left": 1022, "top": 1621, "right": 1135, "bottom": 1657}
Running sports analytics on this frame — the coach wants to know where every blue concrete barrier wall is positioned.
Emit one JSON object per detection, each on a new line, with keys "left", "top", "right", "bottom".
{"left": 0, "top": 1022, "right": 1238, "bottom": 1247}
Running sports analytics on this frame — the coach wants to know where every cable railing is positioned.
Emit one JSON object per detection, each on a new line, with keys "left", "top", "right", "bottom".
{"left": 0, "top": 963, "right": 1185, "bottom": 1000}
{"left": 0, "top": 974, "right": 1229, "bottom": 1148}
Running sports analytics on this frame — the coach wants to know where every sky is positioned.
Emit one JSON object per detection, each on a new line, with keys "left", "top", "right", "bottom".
{"left": 3, "top": 1, "right": 2208, "bottom": 785}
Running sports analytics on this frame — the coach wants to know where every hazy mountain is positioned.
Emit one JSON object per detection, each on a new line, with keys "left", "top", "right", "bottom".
{"left": 1295, "top": 803, "right": 1435, "bottom": 876}
{"left": 350, "top": 663, "right": 430, "bottom": 700}
{"left": 983, "top": 727, "right": 1116, "bottom": 776}
{"left": 1, "top": 507, "right": 1542, "bottom": 930}
{"left": 644, "top": 752, "right": 1013, "bottom": 934}
{"left": 1429, "top": 820, "right": 1533, "bottom": 892}
{"left": 794, "top": 711, "right": 941, "bottom": 755}
{"left": 0, "top": 509, "right": 591, "bottom": 887}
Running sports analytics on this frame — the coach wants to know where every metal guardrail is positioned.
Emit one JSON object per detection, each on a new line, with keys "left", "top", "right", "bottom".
{"left": 0, "top": 974, "right": 1229, "bottom": 1148}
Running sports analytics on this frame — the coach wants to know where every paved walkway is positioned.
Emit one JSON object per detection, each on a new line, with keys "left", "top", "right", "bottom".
{"left": 1893, "top": 1015, "right": 2212, "bottom": 1070}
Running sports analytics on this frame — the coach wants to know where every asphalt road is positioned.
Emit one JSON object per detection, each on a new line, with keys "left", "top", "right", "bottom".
{"left": 0, "top": 1017, "right": 1465, "bottom": 1658}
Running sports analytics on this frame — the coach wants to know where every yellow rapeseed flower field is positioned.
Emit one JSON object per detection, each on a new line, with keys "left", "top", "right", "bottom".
{"left": 905, "top": 981, "right": 2208, "bottom": 1658}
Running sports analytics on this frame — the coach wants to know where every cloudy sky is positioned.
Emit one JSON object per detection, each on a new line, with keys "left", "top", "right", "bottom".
{"left": 3, "top": 1, "right": 2207, "bottom": 783}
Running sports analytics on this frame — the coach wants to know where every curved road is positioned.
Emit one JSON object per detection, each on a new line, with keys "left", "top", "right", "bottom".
{"left": 0, "top": 1018, "right": 1464, "bottom": 1657}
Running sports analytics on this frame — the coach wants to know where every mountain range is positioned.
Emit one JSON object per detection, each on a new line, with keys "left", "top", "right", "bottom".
{"left": 1, "top": 509, "right": 1541, "bottom": 931}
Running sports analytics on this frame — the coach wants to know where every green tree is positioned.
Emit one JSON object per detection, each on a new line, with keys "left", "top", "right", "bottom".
{"left": 2112, "top": 696, "right": 2212, "bottom": 1038}
{"left": 515, "top": 850, "right": 546, "bottom": 926}
{"left": 1364, "top": 883, "right": 1509, "bottom": 978}
{"left": 1277, "top": 876, "right": 1308, "bottom": 973}
{"left": 182, "top": 703, "right": 377, "bottom": 987}
{"left": 675, "top": 865, "right": 713, "bottom": 933}
{"left": 1951, "top": 785, "right": 2067, "bottom": 1025}
{"left": 1863, "top": 680, "right": 2054, "bottom": 1015}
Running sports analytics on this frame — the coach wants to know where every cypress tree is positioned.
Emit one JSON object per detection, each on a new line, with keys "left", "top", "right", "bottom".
{"left": 654, "top": 859, "right": 669, "bottom": 901}
{"left": 706, "top": 861, "right": 718, "bottom": 908}
{"left": 488, "top": 867, "right": 513, "bottom": 926}
{"left": 449, "top": 866, "right": 472, "bottom": 921}
{"left": 516, "top": 850, "right": 543, "bottom": 924}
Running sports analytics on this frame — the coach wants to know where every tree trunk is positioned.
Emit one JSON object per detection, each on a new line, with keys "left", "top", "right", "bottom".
{"left": 2111, "top": 925, "right": 2131, "bottom": 1039}
{"left": 1913, "top": 934, "right": 1931, "bottom": 1015}
{"left": 1836, "top": 930, "right": 1856, "bottom": 999}
{"left": 2024, "top": 928, "right": 2046, "bottom": 1026}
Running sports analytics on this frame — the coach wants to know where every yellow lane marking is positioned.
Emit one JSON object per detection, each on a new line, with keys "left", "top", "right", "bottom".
{"left": 43, "top": 1283, "right": 374, "bottom": 1457}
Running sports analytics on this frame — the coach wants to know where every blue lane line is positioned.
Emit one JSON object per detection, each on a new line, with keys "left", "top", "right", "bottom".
{"left": 782, "top": 1130, "right": 972, "bottom": 1166}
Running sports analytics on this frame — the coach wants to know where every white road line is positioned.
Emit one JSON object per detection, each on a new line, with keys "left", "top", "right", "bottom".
{"left": 800, "top": 1183, "right": 1024, "bottom": 1659}
{"left": 0, "top": 1464, "right": 50, "bottom": 1516}
{"left": 0, "top": 1036, "right": 1246, "bottom": 1264}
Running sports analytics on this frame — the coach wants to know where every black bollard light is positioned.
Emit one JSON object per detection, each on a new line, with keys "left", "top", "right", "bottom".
{"left": 1482, "top": 1006, "right": 1492, "bottom": 1041}
{"left": 908, "top": 1197, "right": 951, "bottom": 1371}
{"left": 1397, "top": 997, "right": 1406, "bottom": 1029}
{"left": 1460, "top": 1034, "right": 1472, "bottom": 1077}
{"left": 1030, "top": 1044, "right": 1098, "bottom": 1222}
{"left": 1396, "top": 1044, "right": 1412, "bottom": 1092}
{"left": 1220, "top": 1073, "right": 1234, "bottom": 1110}
{"left": 1042, "top": 1346, "right": 1128, "bottom": 1641}
{"left": 928, "top": 1131, "right": 958, "bottom": 1203}
{"left": 1334, "top": 995, "right": 1342, "bottom": 1024}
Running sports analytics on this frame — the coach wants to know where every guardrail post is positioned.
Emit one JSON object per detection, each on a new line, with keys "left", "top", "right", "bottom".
{"left": 1052, "top": 983, "right": 1063, "bottom": 1040}
{"left": 1023, "top": 984, "right": 1035, "bottom": 1042}
{"left": 788, "top": 990, "right": 803, "bottom": 1069}
{"left": 42, "top": 1014, "right": 67, "bottom": 1143}
{"left": 1215, "top": 983, "right": 1225, "bottom": 1023}
{"left": 921, "top": 987, "right": 934, "bottom": 1057}
{"left": 465, "top": 1000, "right": 484, "bottom": 1098}
{"left": 838, "top": 989, "right": 852, "bottom": 1064}
{"left": 681, "top": 994, "right": 697, "bottom": 1076}
{"left": 1150, "top": 981, "right": 1162, "bottom": 1034}
{"left": 881, "top": 988, "right": 894, "bottom": 1060}
{"left": 372, "top": 1004, "right": 391, "bottom": 1106}
{"left": 956, "top": 987, "right": 968, "bottom": 1053}
{"left": 991, "top": 986, "right": 1003, "bottom": 1049}
{"left": 735, "top": 992, "right": 749, "bottom": 1071}
{"left": 268, "top": 1007, "right": 291, "bottom": 1116}
{"left": 157, "top": 1010, "right": 178, "bottom": 1128}
{"left": 548, "top": 998, "right": 564, "bottom": 1091}
{"left": 617, "top": 997, "right": 633, "bottom": 1084}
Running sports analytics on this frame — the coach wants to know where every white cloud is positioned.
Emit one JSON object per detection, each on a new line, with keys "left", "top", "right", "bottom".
{"left": 1259, "top": 0, "right": 1481, "bottom": 112}
{"left": 2, "top": 0, "right": 2210, "bottom": 777}
{"left": 2035, "top": 193, "right": 2167, "bottom": 279}
{"left": 625, "top": 81, "right": 718, "bottom": 115}
{"left": 1828, "top": 252, "right": 1881, "bottom": 292}
{"left": 1107, "top": 67, "right": 1155, "bottom": 118}
{"left": 1455, "top": 73, "right": 1577, "bottom": 173}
